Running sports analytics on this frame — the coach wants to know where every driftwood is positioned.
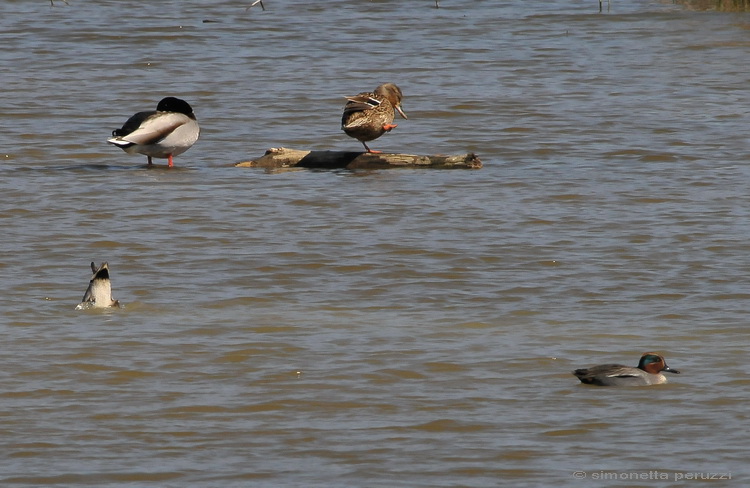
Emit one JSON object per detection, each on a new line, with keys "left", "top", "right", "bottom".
{"left": 235, "top": 147, "right": 482, "bottom": 170}
{"left": 674, "top": 0, "right": 750, "bottom": 10}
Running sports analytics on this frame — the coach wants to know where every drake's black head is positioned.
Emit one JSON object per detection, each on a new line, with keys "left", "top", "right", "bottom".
{"left": 156, "top": 97, "right": 194, "bottom": 117}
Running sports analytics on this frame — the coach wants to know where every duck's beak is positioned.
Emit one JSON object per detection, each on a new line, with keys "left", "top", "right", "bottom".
{"left": 395, "top": 105, "right": 408, "bottom": 120}
{"left": 663, "top": 364, "right": 680, "bottom": 374}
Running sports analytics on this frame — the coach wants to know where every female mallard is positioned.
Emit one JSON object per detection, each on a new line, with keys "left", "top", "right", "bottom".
{"left": 341, "top": 83, "right": 407, "bottom": 153}
{"left": 573, "top": 352, "right": 680, "bottom": 386}
{"left": 108, "top": 97, "right": 200, "bottom": 167}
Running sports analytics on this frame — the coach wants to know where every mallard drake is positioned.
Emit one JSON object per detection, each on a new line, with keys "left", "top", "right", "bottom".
{"left": 573, "top": 352, "right": 680, "bottom": 386}
{"left": 108, "top": 97, "right": 200, "bottom": 167}
{"left": 341, "top": 83, "right": 407, "bottom": 153}
{"left": 76, "top": 262, "right": 120, "bottom": 309}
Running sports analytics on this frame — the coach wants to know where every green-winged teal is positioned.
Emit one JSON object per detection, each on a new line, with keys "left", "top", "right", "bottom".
{"left": 341, "top": 83, "right": 407, "bottom": 153}
{"left": 573, "top": 352, "right": 680, "bottom": 386}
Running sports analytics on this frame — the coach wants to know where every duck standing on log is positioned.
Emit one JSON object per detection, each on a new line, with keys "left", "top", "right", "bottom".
{"left": 341, "top": 83, "right": 407, "bottom": 153}
{"left": 108, "top": 97, "right": 200, "bottom": 167}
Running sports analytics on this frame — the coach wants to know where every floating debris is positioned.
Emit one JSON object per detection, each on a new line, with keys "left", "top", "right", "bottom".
{"left": 246, "top": 0, "right": 266, "bottom": 11}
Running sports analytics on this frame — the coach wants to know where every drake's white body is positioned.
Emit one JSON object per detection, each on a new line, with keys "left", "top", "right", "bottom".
{"left": 108, "top": 97, "right": 199, "bottom": 167}
{"left": 109, "top": 113, "right": 199, "bottom": 158}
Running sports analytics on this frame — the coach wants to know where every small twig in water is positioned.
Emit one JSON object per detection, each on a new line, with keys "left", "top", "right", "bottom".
{"left": 435, "top": 0, "right": 440, "bottom": 7}
{"left": 246, "top": 0, "right": 265, "bottom": 11}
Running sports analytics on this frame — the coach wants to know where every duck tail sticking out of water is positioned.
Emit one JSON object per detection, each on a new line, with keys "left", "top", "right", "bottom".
{"left": 76, "top": 262, "right": 121, "bottom": 310}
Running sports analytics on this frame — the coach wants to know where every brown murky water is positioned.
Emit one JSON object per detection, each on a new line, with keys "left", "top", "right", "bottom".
{"left": 1, "top": 0, "right": 748, "bottom": 486}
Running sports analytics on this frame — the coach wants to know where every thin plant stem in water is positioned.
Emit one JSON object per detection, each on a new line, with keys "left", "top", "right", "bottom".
{"left": 246, "top": 0, "right": 265, "bottom": 11}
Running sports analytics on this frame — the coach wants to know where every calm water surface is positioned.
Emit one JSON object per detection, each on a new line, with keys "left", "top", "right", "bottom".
{"left": 1, "top": 0, "right": 749, "bottom": 486}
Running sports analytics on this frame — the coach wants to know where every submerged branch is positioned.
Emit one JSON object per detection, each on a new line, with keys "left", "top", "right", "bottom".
{"left": 235, "top": 147, "right": 482, "bottom": 170}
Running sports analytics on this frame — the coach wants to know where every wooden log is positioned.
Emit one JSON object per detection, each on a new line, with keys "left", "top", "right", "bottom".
{"left": 235, "top": 147, "right": 482, "bottom": 170}
{"left": 674, "top": 0, "right": 749, "bottom": 10}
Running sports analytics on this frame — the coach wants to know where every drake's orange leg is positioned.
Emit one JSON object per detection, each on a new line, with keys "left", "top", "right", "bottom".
{"left": 383, "top": 123, "right": 398, "bottom": 131}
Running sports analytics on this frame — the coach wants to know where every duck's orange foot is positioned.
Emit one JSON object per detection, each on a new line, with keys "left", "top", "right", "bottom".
{"left": 383, "top": 123, "right": 398, "bottom": 131}
{"left": 366, "top": 149, "right": 383, "bottom": 154}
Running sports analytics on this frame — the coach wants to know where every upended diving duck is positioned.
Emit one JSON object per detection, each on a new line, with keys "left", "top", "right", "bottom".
{"left": 76, "top": 262, "right": 120, "bottom": 309}
{"left": 341, "top": 83, "right": 407, "bottom": 153}
{"left": 108, "top": 97, "right": 200, "bottom": 167}
{"left": 573, "top": 352, "right": 680, "bottom": 386}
